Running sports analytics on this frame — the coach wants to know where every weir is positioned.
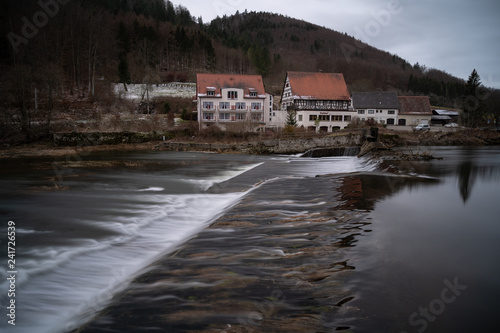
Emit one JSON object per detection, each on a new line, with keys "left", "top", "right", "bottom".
{"left": 301, "top": 146, "right": 361, "bottom": 157}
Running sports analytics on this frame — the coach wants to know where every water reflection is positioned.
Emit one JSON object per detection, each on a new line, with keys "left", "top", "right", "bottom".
{"left": 458, "top": 160, "right": 476, "bottom": 203}
{"left": 456, "top": 149, "right": 500, "bottom": 203}
{"left": 338, "top": 173, "right": 439, "bottom": 211}
{"left": 349, "top": 147, "right": 500, "bottom": 332}
{"left": 379, "top": 147, "right": 500, "bottom": 204}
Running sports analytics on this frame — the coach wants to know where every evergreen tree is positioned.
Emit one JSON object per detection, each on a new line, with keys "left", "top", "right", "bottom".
{"left": 118, "top": 54, "right": 131, "bottom": 88}
{"left": 117, "top": 21, "right": 131, "bottom": 53}
{"left": 462, "top": 69, "right": 483, "bottom": 127}
{"left": 250, "top": 45, "right": 271, "bottom": 77}
{"left": 285, "top": 105, "right": 297, "bottom": 127}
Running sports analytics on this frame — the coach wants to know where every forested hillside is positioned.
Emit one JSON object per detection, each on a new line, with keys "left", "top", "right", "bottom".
{"left": 1, "top": 0, "right": 498, "bottom": 142}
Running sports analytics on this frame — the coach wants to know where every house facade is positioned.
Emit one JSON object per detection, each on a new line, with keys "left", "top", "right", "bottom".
{"left": 280, "top": 72, "right": 353, "bottom": 132}
{"left": 397, "top": 96, "right": 433, "bottom": 126}
{"left": 351, "top": 92, "right": 399, "bottom": 125}
{"left": 196, "top": 73, "right": 269, "bottom": 131}
{"left": 266, "top": 93, "right": 287, "bottom": 130}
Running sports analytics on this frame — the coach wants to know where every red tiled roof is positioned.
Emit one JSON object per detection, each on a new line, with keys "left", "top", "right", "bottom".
{"left": 398, "top": 96, "right": 432, "bottom": 115}
{"left": 197, "top": 73, "right": 265, "bottom": 96}
{"left": 287, "top": 72, "right": 350, "bottom": 101}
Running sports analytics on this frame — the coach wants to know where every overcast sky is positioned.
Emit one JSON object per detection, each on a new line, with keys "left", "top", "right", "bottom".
{"left": 183, "top": 0, "right": 500, "bottom": 89}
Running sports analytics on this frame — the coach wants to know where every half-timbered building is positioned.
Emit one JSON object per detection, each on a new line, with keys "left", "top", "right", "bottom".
{"left": 280, "top": 72, "right": 353, "bottom": 132}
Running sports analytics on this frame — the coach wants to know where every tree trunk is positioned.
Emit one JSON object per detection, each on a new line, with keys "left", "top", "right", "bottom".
{"left": 146, "top": 85, "right": 150, "bottom": 114}
{"left": 34, "top": 87, "right": 38, "bottom": 114}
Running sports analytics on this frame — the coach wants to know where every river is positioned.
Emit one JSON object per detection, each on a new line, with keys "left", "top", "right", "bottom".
{"left": 0, "top": 147, "right": 499, "bottom": 332}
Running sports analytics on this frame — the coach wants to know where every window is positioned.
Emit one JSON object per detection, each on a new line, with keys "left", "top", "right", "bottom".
{"left": 332, "top": 115, "right": 342, "bottom": 121}
{"left": 368, "top": 110, "right": 375, "bottom": 114}
{"left": 298, "top": 115, "right": 303, "bottom": 121}
{"left": 227, "top": 91, "right": 238, "bottom": 99}
{"left": 251, "top": 103, "right": 261, "bottom": 110}
{"left": 252, "top": 113, "right": 262, "bottom": 121}
{"left": 203, "top": 113, "right": 214, "bottom": 120}
{"left": 358, "top": 110, "right": 365, "bottom": 114}
{"left": 309, "top": 115, "right": 317, "bottom": 121}
{"left": 388, "top": 110, "right": 396, "bottom": 115}
{"left": 220, "top": 102, "right": 229, "bottom": 110}
{"left": 235, "top": 113, "right": 245, "bottom": 121}
{"left": 250, "top": 91, "right": 258, "bottom": 97}
{"left": 207, "top": 90, "right": 215, "bottom": 96}
{"left": 203, "top": 102, "right": 214, "bottom": 110}
{"left": 236, "top": 102, "right": 246, "bottom": 110}
{"left": 220, "top": 113, "right": 230, "bottom": 120}
{"left": 344, "top": 115, "right": 352, "bottom": 122}
{"left": 319, "top": 115, "right": 330, "bottom": 121}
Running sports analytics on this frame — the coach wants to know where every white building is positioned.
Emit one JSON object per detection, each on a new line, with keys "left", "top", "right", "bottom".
{"left": 398, "top": 96, "right": 433, "bottom": 126}
{"left": 196, "top": 73, "right": 270, "bottom": 131}
{"left": 351, "top": 92, "right": 399, "bottom": 125}
{"left": 279, "top": 72, "right": 353, "bottom": 132}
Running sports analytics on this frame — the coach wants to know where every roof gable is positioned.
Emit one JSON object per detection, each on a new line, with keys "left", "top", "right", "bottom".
{"left": 433, "top": 108, "right": 461, "bottom": 116}
{"left": 287, "top": 72, "right": 350, "bottom": 101}
{"left": 197, "top": 73, "right": 265, "bottom": 97}
{"left": 398, "top": 96, "right": 432, "bottom": 115}
{"left": 352, "top": 92, "right": 399, "bottom": 109}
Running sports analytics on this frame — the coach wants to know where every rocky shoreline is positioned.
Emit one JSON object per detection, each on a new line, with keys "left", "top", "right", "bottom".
{"left": 1, "top": 128, "right": 499, "bottom": 160}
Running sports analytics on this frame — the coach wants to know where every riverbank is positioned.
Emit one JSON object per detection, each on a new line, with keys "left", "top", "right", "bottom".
{"left": 1, "top": 127, "right": 499, "bottom": 159}
{"left": 0, "top": 141, "right": 159, "bottom": 159}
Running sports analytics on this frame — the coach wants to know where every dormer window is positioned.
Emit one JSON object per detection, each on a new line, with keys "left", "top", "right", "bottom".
{"left": 228, "top": 91, "right": 238, "bottom": 99}
{"left": 207, "top": 88, "right": 215, "bottom": 96}
{"left": 249, "top": 88, "right": 258, "bottom": 97}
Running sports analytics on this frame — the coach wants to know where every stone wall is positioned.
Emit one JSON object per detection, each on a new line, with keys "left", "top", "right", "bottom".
{"left": 160, "top": 133, "right": 363, "bottom": 155}
{"left": 53, "top": 131, "right": 363, "bottom": 155}
{"left": 53, "top": 132, "right": 171, "bottom": 146}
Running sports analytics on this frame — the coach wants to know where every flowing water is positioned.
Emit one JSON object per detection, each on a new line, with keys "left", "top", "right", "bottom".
{"left": 0, "top": 147, "right": 499, "bottom": 332}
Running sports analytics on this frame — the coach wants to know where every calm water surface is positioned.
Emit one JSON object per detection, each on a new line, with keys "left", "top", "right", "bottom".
{"left": 0, "top": 147, "right": 499, "bottom": 332}
{"left": 347, "top": 146, "right": 500, "bottom": 332}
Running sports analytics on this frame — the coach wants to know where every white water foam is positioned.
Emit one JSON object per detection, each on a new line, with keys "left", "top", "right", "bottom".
{"left": 1, "top": 156, "right": 379, "bottom": 333}
{"left": 137, "top": 187, "right": 165, "bottom": 192}
{"left": 183, "top": 162, "right": 264, "bottom": 191}
{"left": 3, "top": 191, "right": 247, "bottom": 333}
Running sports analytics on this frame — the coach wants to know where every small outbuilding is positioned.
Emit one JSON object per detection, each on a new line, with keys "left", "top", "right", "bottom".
{"left": 397, "top": 96, "right": 433, "bottom": 126}
{"left": 432, "top": 108, "right": 461, "bottom": 126}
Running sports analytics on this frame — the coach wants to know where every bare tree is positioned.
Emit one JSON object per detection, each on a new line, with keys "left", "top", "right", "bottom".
{"left": 2, "top": 64, "right": 34, "bottom": 140}
{"left": 35, "top": 63, "right": 65, "bottom": 134}
{"left": 141, "top": 68, "right": 161, "bottom": 114}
